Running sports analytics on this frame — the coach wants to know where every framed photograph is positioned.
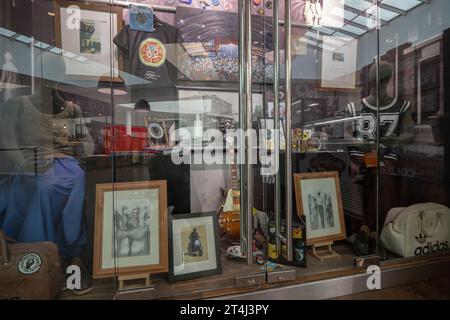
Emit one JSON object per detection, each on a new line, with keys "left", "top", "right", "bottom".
{"left": 178, "top": 89, "right": 263, "bottom": 117}
{"left": 176, "top": 7, "right": 271, "bottom": 83}
{"left": 169, "top": 212, "right": 222, "bottom": 281}
{"left": 93, "top": 181, "right": 168, "bottom": 278}
{"left": 320, "top": 36, "right": 358, "bottom": 90}
{"left": 294, "top": 172, "right": 346, "bottom": 245}
{"left": 53, "top": 0, "right": 123, "bottom": 81}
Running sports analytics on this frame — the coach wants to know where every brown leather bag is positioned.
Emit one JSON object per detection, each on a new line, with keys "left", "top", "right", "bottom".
{"left": 0, "top": 230, "right": 64, "bottom": 300}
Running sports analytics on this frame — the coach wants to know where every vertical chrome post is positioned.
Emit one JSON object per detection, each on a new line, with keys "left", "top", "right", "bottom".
{"left": 31, "top": 37, "right": 35, "bottom": 95}
{"left": 273, "top": 0, "right": 281, "bottom": 256}
{"left": 238, "top": 0, "right": 248, "bottom": 256}
{"left": 245, "top": 0, "right": 254, "bottom": 264}
{"left": 284, "top": 0, "right": 293, "bottom": 261}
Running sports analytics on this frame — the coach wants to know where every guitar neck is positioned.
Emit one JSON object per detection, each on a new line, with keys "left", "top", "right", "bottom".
{"left": 228, "top": 143, "right": 239, "bottom": 192}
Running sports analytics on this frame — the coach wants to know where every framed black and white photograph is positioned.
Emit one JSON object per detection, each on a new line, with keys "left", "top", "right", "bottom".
{"left": 178, "top": 89, "right": 263, "bottom": 117}
{"left": 294, "top": 172, "right": 346, "bottom": 245}
{"left": 93, "top": 180, "right": 168, "bottom": 278}
{"left": 54, "top": 0, "right": 123, "bottom": 81}
{"left": 169, "top": 212, "right": 222, "bottom": 281}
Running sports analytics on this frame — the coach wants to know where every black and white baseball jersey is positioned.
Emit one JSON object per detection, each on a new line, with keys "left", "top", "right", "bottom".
{"left": 346, "top": 97, "right": 412, "bottom": 142}
{"left": 346, "top": 97, "right": 412, "bottom": 160}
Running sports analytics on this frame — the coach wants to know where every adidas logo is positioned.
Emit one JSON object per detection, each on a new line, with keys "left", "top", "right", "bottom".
{"left": 415, "top": 233, "right": 427, "bottom": 244}
{"left": 414, "top": 240, "right": 449, "bottom": 256}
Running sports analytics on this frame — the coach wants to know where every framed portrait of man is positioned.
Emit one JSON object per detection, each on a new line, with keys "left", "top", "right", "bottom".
{"left": 169, "top": 212, "right": 221, "bottom": 281}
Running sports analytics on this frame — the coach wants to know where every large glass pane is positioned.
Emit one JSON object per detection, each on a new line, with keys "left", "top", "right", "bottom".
{"left": 377, "top": 0, "right": 450, "bottom": 261}
{"left": 2, "top": 0, "right": 449, "bottom": 301}
{"left": 0, "top": 0, "right": 271, "bottom": 300}
{"left": 107, "top": 0, "right": 267, "bottom": 298}
{"left": 287, "top": 0, "right": 380, "bottom": 279}
{"left": 0, "top": 0, "right": 114, "bottom": 298}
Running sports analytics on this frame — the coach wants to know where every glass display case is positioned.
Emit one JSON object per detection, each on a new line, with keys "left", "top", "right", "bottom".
{"left": 0, "top": 0, "right": 449, "bottom": 300}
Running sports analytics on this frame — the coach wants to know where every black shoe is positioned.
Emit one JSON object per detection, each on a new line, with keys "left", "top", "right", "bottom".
{"left": 353, "top": 225, "right": 371, "bottom": 256}
{"left": 70, "top": 257, "right": 94, "bottom": 295}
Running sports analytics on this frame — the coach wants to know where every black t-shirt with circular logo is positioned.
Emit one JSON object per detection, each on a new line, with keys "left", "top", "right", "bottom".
{"left": 113, "top": 22, "right": 183, "bottom": 101}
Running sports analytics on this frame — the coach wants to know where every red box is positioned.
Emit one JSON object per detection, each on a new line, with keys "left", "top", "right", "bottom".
{"left": 103, "top": 125, "right": 148, "bottom": 154}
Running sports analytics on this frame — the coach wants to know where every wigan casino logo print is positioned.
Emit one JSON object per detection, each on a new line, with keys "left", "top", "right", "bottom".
{"left": 18, "top": 253, "right": 42, "bottom": 275}
{"left": 139, "top": 38, "right": 166, "bottom": 68}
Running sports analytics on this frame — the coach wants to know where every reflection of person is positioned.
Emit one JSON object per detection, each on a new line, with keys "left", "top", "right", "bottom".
{"left": 308, "top": 194, "right": 318, "bottom": 230}
{"left": 346, "top": 61, "right": 415, "bottom": 159}
{"left": 0, "top": 54, "right": 94, "bottom": 259}
{"left": 346, "top": 61, "right": 415, "bottom": 230}
{"left": 316, "top": 192, "right": 325, "bottom": 229}
{"left": 325, "top": 194, "right": 335, "bottom": 228}
{"left": 0, "top": 51, "right": 18, "bottom": 102}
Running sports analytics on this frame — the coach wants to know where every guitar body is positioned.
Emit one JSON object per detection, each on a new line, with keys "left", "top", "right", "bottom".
{"left": 218, "top": 188, "right": 240, "bottom": 242}
{"left": 218, "top": 211, "right": 240, "bottom": 242}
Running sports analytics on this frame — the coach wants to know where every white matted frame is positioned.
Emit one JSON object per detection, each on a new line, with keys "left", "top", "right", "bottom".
{"left": 54, "top": 0, "right": 123, "bottom": 81}
{"left": 294, "top": 171, "right": 346, "bottom": 246}
{"left": 320, "top": 36, "right": 358, "bottom": 90}
{"left": 169, "top": 212, "right": 222, "bottom": 281}
{"left": 93, "top": 180, "right": 168, "bottom": 278}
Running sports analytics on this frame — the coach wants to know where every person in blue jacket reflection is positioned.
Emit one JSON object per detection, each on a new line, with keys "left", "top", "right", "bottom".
{"left": 0, "top": 53, "right": 94, "bottom": 259}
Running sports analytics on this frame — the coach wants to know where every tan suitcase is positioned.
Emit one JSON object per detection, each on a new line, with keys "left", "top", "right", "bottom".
{"left": 0, "top": 230, "right": 64, "bottom": 300}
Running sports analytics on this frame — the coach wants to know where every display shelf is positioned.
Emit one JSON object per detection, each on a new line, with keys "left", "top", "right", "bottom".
{"left": 58, "top": 243, "right": 359, "bottom": 300}
{"left": 58, "top": 243, "right": 450, "bottom": 300}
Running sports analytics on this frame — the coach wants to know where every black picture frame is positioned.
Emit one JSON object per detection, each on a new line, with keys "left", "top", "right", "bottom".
{"left": 168, "top": 212, "right": 222, "bottom": 282}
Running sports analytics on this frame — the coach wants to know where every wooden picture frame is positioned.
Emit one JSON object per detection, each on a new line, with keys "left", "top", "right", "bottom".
{"left": 169, "top": 212, "right": 222, "bottom": 282}
{"left": 93, "top": 180, "right": 168, "bottom": 278}
{"left": 53, "top": 0, "right": 123, "bottom": 82}
{"left": 294, "top": 172, "right": 346, "bottom": 246}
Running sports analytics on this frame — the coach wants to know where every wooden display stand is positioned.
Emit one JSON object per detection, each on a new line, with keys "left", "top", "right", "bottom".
{"left": 311, "top": 241, "right": 341, "bottom": 262}
{"left": 118, "top": 274, "right": 152, "bottom": 291}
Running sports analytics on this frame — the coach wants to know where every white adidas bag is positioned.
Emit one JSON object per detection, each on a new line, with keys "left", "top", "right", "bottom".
{"left": 380, "top": 203, "right": 450, "bottom": 257}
